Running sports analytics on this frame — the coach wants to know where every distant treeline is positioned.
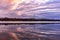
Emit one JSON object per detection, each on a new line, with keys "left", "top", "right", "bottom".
{"left": 0, "top": 18, "right": 60, "bottom": 21}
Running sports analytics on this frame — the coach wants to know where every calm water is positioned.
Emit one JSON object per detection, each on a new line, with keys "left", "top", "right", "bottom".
{"left": 0, "top": 24, "right": 60, "bottom": 40}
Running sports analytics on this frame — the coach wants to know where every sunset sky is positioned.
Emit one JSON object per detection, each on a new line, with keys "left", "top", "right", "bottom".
{"left": 0, "top": 0, "right": 60, "bottom": 19}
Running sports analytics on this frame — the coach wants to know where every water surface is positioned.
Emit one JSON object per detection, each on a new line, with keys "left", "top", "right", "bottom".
{"left": 0, "top": 24, "right": 60, "bottom": 40}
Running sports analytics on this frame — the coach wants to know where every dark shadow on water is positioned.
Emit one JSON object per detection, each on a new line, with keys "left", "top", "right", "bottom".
{"left": 0, "top": 23, "right": 60, "bottom": 25}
